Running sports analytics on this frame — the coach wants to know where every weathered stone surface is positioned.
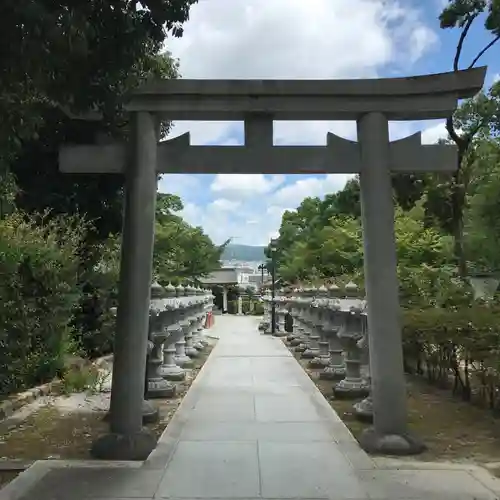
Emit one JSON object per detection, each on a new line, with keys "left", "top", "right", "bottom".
{"left": 359, "top": 427, "right": 426, "bottom": 456}
{"left": 90, "top": 430, "right": 157, "bottom": 461}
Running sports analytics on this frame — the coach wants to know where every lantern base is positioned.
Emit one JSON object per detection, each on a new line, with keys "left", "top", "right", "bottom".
{"left": 353, "top": 396, "right": 373, "bottom": 423}
{"left": 333, "top": 379, "right": 369, "bottom": 399}
{"left": 319, "top": 365, "right": 345, "bottom": 381}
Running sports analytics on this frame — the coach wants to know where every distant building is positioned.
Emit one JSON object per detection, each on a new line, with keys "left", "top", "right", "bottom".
{"left": 199, "top": 267, "right": 245, "bottom": 312}
{"left": 248, "top": 274, "right": 265, "bottom": 289}
{"left": 221, "top": 260, "right": 265, "bottom": 273}
{"left": 200, "top": 265, "right": 271, "bottom": 310}
{"left": 200, "top": 268, "right": 239, "bottom": 287}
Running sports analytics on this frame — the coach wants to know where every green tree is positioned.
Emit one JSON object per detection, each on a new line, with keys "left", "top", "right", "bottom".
{"left": 323, "top": 178, "right": 361, "bottom": 219}
{"left": 268, "top": 180, "right": 363, "bottom": 269}
{"left": 10, "top": 52, "right": 179, "bottom": 242}
{"left": 435, "top": 0, "right": 500, "bottom": 276}
{"left": 395, "top": 204, "right": 452, "bottom": 268}
{"left": 1, "top": 0, "right": 195, "bottom": 222}
{"left": 463, "top": 137, "right": 500, "bottom": 271}
{"left": 0, "top": 0, "right": 195, "bottom": 153}
{"left": 273, "top": 193, "right": 452, "bottom": 285}
{"left": 153, "top": 193, "right": 227, "bottom": 283}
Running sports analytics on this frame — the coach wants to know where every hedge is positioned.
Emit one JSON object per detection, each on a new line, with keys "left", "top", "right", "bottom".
{"left": 402, "top": 305, "right": 500, "bottom": 411}
{"left": 71, "top": 237, "right": 119, "bottom": 358}
{"left": 0, "top": 213, "right": 119, "bottom": 396}
{"left": 0, "top": 213, "right": 83, "bottom": 395}
{"left": 226, "top": 299, "right": 264, "bottom": 315}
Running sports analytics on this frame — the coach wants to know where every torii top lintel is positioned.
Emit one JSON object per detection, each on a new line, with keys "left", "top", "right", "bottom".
{"left": 125, "top": 67, "right": 486, "bottom": 121}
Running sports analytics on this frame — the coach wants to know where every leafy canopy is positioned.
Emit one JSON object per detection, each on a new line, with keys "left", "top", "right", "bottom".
{"left": 153, "top": 193, "right": 227, "bottom": 283}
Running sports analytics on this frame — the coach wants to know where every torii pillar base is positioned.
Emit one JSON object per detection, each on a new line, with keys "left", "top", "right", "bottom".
{"left": 359, "top": 428, "right": 426, "bottom": 456}
{"left": 91, "top": 431, "right": 157, "bottom": 461}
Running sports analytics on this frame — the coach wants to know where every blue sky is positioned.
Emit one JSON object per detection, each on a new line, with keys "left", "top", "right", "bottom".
{"left": 158, "top": 0, "right": 500, "bottom": 246}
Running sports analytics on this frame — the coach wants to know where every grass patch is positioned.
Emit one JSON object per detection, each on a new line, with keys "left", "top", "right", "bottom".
{"left": 0, "top": 343, "right": 215, "bottom": 461}
{"left": 290, "top": 344, "right": 500, "bottom": 464}
{"left": 0, "top": 470, "right": 21, "bottom": 487}
{"left": 0, "top": 406, "right": 107, "bottom": 460}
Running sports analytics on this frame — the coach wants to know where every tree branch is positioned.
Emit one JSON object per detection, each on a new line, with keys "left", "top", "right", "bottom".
{"left": 467, "top": 119, "right": 486, "bottom": 140}
{"left": 448, "top": 15, "right": 478, "bottom": 149}
{"left": 446, "top": 116, "right": 463, "bottom": 146}
{"left": 468, "top": 34, "right": 500, "bottom": 69}
{"left": 454, "top": 16, "right": 476, "bottom": 71}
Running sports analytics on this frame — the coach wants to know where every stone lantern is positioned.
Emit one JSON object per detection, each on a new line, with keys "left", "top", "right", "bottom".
{"left": 310, "top": 285, "right": 331, "bottom": 368}
{"left": 301, "top": 287, "right": 321, "bottom": 359}
{"left": 286, "top": 288, "right": 300, "bottom": 343}
{"left": 290, "top": 288, "right": 306, "bottom": 347}
{"left": 319, "top": 297, "right": 345, "bottom": 381}
{"left": 147, "top": 299, "right": 177, "bottom": 398}
{"left": 353, "top": 316, "right": 373, "bottom": 422}
{"left": 176, "top": 298, "right": 194, "bottom": 368}
{"left": 333, "top": 302, "right": 369, "bottom": 399}
{"left": 160, "top": 284, "right": 186, "bottom": 381}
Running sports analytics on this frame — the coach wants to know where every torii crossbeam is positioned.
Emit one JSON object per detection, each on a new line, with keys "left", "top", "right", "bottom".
{"left": 60, "top": 123, "right": 457, "bottom": 175}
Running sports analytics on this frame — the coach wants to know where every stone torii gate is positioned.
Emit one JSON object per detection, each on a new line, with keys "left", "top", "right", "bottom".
{"left": 60, "top": 67, "right": 485, "bottom": 459}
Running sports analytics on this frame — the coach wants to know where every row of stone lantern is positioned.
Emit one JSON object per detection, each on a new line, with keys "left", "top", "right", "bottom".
{"left": 142, "top": 281, "right": 215, "bottom": 422}
{"left": 260, "top": 283, "right": 373, "bottom": 422}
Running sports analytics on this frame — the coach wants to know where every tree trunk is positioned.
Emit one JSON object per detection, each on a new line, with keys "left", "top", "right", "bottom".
{"left": 452, "top": 202, "right": 467, "bottom": 277}
{"left": 451, "top": 159, "right": 467, "bottom": 278}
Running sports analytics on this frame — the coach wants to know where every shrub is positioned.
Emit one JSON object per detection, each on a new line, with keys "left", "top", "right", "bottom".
{"left": 220, "top": 298, "right": 263, "bottom": 315}
{"left": 239, "top": 298, "right": 263, "bottom": 315}
{"left": 402, "top": 305, "right": 500, "bottom": 410}
{"left": 227, "top": 300, "right": 237, "bottom": 314}
{"left": 252, "top": 301, "right": 264, "bottom": 315}
{"left": 0, "top": 212, "right": 84, "bottom": 395}
{"left": 71, "top": 235, "right": 119, "bottom": 358}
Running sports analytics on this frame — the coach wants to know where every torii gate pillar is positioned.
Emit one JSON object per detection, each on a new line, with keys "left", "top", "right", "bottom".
{"left": 356, "top": 112, "right": 419, "bottom": 453}
{"left": 91, "top": 112, "right": 159, "bottom": 460}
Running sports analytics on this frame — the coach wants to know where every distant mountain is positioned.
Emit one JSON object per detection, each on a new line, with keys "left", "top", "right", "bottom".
{"left": 221, "top": 244, "right": 266, "bottom": 262}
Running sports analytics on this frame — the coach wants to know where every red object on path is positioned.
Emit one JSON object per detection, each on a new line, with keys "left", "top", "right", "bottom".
{"left": 204, "top": 311, "right": 214, "bottom": 328}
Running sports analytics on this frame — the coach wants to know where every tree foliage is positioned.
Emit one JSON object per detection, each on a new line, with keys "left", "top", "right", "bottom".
{"left": 432, "top": 0, "right": 500, "bottom": 275}
{"left": 0, "top": 0, "right": 190, "bottom": 236}
{"left": 153, "top": 193, "right": 227, "bottom": 284}
{"left": 0, "top": 0, "right": 219, "bottom": 397}
{"left": 0, "top": 0, "right": 194, "bottom": 162}
{"left": 0, "top": 212, "right": 85, "bottom": 394}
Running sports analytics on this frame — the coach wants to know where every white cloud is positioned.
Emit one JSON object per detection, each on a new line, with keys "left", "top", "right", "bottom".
{"left": 158, "top": 173, "right": 203, "bottom": 199}
{"left": 180, "top": 198, "right": 279, "bottom": 245}
{"left": 178, "top": 174, "right": 353, "bottom": 245}
{"left": 159, "top": 0, "right": 444, "bottom": 246}
{"left": 273, "top": 175, "right": 352, "bottom": 206}
{"left": 274, "top": 121, "right": 357, "bottom": 146}
{"left": 168, "top": 0, "right": 436, "bottom": 80}
{"left": 210, "top": 174, "right": 285, "bottom": 199}
{"left": 210, "top": 198, "right": 241, "bottom": 211}
{"left": 165, "top": 0, "right": 438, "bottom": 147}
{"left": 267, "top": 206, "right": 294, "bottom": 217}
{"left": 166, "top": 121, "right": 239, "bottom": 145}
{"left": 421, "top": 120, "right": 449, "bottom": 144}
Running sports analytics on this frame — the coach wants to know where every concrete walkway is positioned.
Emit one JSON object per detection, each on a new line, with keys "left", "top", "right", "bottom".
{"left": 4, "top": 316, "right": 500, "bottom": 499}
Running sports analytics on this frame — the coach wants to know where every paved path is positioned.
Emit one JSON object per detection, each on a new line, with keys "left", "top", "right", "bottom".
{"left": 5, "top": 316, "right": 500, "bottom": 499}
